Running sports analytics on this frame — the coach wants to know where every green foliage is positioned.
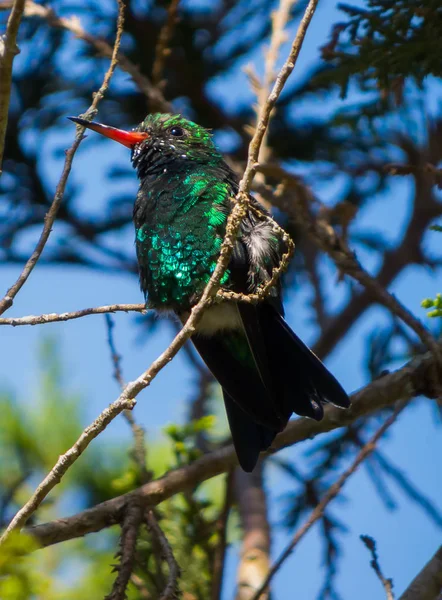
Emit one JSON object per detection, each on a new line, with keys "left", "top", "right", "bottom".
{"left": 0, "top": 532, "right": 46, "bottom": 599}
{"left": 150, "top": 415, "right": 225, "bottom": 599}
{"left": 321, "top": 0, "right": 442, "bottom": 97}
{"left": 0, "top": 340, "right": 233, "bottom": 599}
{"left": 422, "top": 294, "right": 442, "bottom": 318}
{"left": 0, "top": 339, "right": 133, "bottom": 598}
{"left": 164, "top": 415, "right": 216, "bottom": 464}
{"left": 421, "top": 226, "right": 442, "bottom": 317}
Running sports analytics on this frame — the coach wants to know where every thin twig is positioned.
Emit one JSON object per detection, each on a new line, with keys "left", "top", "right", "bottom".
{"left": 239, "top": 0, "right": 320, "bottom": 194}
{"left": 0, "top": 303, "right": 146, "bottom": 326}
{"left": 105, "top": 314, "right": 150, "bottom": 482}
{"left": 254, "top": 0, "right": 297, "bottom": 171}
{"left": 0, "top": 0, "right": 25, "bottom": 171}
{"left": 0, "top": 0, "right": 126, "bottom": 316}
{"left": 146, "top": 510, "right": 180, "bottom": 600}
{"left": 105, "top": 502, "right": 144, "bottom": 600}
{"left": 105, "top": 315, "right": 164, "bottom": 596}
{"left": 219, "top": 203, "right": 295, "bottom": 304}
{"left": 27, "top": 341, "right": 438, "bottom": 549}
{"left": 105, "top": 313, "right": 126, "bottom": 388}
{"left": 151, "top": 0, "right": 180, "bottom": 86}
{"left": 250, "top": 404, "right": 405, "bottom": 600}
{"left": 1, "top": 0, "right": 320, "bottom": 544}
{"left": 360, "top": 535, "right": 395, "bottom": 600}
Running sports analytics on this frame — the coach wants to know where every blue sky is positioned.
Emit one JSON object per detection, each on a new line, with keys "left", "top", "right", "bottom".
{"left": 1, "top": 0, "right": 441, "bottom": 598}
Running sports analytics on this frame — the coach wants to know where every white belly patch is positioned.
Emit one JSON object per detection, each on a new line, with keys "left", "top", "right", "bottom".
{"left": 195, "top": 303, "right": 242, "bottom": 336}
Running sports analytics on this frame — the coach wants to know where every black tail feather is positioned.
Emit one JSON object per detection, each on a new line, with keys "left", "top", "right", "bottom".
{"left": 191, "top": 301, "right": 350, "bottom": 472}
{"left": 192, "top": 332, "right": 284, "bottom": 430}
{"left": 258, "top": 303, "right": 350, "bottom": 415}
{"left": 223, "top": 390, "right": 277, "bottom": 472}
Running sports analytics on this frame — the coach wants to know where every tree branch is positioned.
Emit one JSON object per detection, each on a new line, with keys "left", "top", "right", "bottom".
{"left": 0, "top": 303, "right": 146, "bottom": 326}
{"left": 105, "top": 502, "right": 144, "bottom": 600}
{"left": 399, "top": 545, "right": 442, "bottom": 600}
{"left": 239, "top": 0, "right": 320, "bottom": 193}
{"left": 0, "top": 0, "right": 25, "bottom": 171}
{"left": 27, "top": 343, "right": 438, "bottom": 548}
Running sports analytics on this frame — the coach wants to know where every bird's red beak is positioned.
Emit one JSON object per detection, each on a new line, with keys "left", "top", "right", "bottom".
{"left": 68, "top": 117, "right": 149, "bottom": 148}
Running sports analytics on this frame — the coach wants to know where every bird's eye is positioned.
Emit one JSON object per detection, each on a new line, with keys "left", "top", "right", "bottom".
{"left": 168, "top": 126, "right": 185, "bottom": 137}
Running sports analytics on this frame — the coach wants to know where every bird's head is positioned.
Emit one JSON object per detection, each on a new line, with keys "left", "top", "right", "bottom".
{"left": 69, "top": 113, "right": 222, "bottom": 177}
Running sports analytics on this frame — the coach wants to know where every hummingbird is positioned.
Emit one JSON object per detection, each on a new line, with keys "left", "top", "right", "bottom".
{"left": 69, "top": 113, "right": 350, "bottom": 472}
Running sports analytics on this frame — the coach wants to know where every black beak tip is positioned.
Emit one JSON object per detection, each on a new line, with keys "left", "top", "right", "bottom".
{"left": 68, "top": 116, "right": 88, "bottom": 127}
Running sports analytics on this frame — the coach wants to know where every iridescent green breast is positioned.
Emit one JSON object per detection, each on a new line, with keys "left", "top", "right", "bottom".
{"left": 135, "top": 171, "right": 233, "bottom": 309}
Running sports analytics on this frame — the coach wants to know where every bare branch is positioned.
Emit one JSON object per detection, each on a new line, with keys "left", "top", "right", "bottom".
{"left": 105, "top": 502, "right": 144, "bottom": 600}
{"left": 105, "top": 313, "right": 150, "bottom": 483}
{"left": 105, "top": 313, "right": 126, "bottom": 389}
{"left": 251, "top": 405, "right": 405, "bottom": 600}
{"left": 0, "top": 304, "right": 147, "bottom": 327}
{"left": 27, "top": 342, "right": 438, "bottom": 549}
{"left": 151, "top": 0, "right": 180, "bottom": 86}
{"left": 360, "top": 535, "right": 394, "bottom": 600}
{"left": 0, "top": 0, "right": 25, "bottom": 171}
{"left": 0, "top": 0, "right": 127, "bottom": 316}
{"left": 0, "top": 394, "right": 137, "bottom": 544}
{"left": 399, "top": 545, "right": 442, "bottom": 600}
{"left": 146, "top": 510, "right": 180, "bottom": 600}
{"left": 247, "top": 0, "right": 298, "bottom": 202}
{"left": 386, "top": 163, "right": 442, "bottom": 189}
{"left": 239, "top": 0, "right": 320, "bottom": 194}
